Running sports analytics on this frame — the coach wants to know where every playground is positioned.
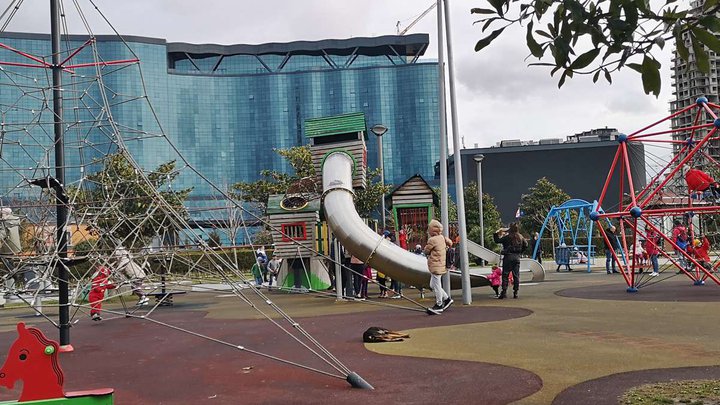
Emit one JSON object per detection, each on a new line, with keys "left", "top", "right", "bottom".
{"left": 1, "top": 268, "right": 719, "bottom": 404}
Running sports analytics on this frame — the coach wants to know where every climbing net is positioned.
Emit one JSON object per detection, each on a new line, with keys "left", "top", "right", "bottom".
{"left": 595, "top": 97, "right": 720, "bottom": 291}
{"left": 0, "top": 0, "right": 372, "bottom": 386}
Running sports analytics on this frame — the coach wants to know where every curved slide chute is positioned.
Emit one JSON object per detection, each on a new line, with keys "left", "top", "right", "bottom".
{"left": 322, "top": 151, "right": 489, "bottom": 289}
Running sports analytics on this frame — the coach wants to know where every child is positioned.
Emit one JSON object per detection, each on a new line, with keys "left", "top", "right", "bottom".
{"left": 645, "top": 231, "right": 661, "bottom": 276}
{"left": 376, "top": 270, "right": 388, "bottom": 298}
{"left": 361, "top": 265, "right": 372, "bottom": 299}
{"left": 487, "top": 265, "right": 502, "bottom": 297}
{"left": 89, "top": 265, "right": 115, "bottom": 321}
{"left": 688, "top": 235, "right": 712, "bottom": 272}
{"left": 267, "top": 254, "right": 281, "bottom": 287}
{"left": 251, "top": 256, "right": 265, "bottom": 287}
{"left": 423, "top": 219, "right": 453, "bottom": 314}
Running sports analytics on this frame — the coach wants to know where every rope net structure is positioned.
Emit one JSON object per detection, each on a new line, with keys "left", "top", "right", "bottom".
{"left": 0, "top": 0, "right": 373, "bottom": 387}
{"left": 595, "top": 97, "right": 720, "bottom": 291}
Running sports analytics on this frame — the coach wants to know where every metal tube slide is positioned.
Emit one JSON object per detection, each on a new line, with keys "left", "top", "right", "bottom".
{"left": 465, "top": 239, "right": 545, "bottom": 282}
{"left": 322, "top": 151, "right": 488, "bottom": 289}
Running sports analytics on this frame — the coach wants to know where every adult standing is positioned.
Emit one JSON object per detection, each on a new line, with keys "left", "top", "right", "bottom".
{"left": 493, "top": 223, "right": 527, "bottom": 299}
{"left": 604, "top": 225, "right": 620, "bottom": 274}
{"left": 267, "top": 254, "right": 281, "bottom": 287}
{"left": 671, "top": 219, "right": 689, "bottom": 270}
{"left": 113, "top": 245, "right": 149, "bottom": 306}
{"left": 349, "top": 254, "right": 364, "bottom": 299}
{"left": 530, "top": 232, "right": 542, "bottom": 263}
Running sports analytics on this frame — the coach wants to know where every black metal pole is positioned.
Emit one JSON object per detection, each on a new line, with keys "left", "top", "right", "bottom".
{"left": 50, "top": 0, "right": 70, "bottom": 349}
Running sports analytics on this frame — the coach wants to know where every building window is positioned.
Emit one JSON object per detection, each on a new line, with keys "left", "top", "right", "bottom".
{"left": 281, "top": 222, "right": 307, "bottom": 241}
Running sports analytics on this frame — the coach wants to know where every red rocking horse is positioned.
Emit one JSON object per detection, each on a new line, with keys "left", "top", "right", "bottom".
{"left": 0, "top": 323, "right": 113, "bottom": 404}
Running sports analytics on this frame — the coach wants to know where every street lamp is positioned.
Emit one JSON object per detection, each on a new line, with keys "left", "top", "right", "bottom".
{"left": 370, "top": 124, "right": 388, "bottom": 230}
{"left": 473, "top": 154, "right": 484, "bottom": 248}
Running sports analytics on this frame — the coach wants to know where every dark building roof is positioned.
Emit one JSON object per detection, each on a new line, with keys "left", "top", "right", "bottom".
{"left": 445, "top": 140, "right": 647, "bottom": 223}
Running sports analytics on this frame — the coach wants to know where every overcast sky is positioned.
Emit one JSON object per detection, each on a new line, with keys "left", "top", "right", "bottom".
{"left": 7, "top": 0, "right": 675, "bottom": 156}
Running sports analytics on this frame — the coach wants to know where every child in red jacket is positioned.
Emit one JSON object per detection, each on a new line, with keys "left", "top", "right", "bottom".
{"left": 89, "top": 265, "right": 115, "bottom": 321}
{"left": 487, "top": 265, "right": 514, "bottom": 298}
{"left": 688, "top": 235, "right": 712, "bottom": 272}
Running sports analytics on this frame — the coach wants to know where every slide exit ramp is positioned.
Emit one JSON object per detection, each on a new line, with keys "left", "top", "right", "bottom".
{"left": 322, "top": 151, "right": 489, "bottom": 289}
{"left": 465, "top": 240, "right": 546, "bottom": 282}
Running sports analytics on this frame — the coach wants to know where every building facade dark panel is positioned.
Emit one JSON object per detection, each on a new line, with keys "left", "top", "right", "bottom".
{"left": 451, "top": 142, "right": 647, "bottom": 223}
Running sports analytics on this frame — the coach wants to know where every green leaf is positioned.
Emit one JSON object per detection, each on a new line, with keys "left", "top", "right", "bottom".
{"left": 634, "top": 0, "right": 650, "bottom": 13}
{"left": 487, "top": 0, "right": 506, "bottom": 17}
{"left": 675, "top": 29, "right": 689, "bottom": 61}
{"left": 626, "top": 63, "right": 642, "bottom": 73}
{"left": 593, "top": 70, "right": 601, "bottom": 83}
{"left": 471, "top": 8, "right": 497, "bottom": 14}
{"left": 558, "top": 70, "right": 568, "bottom": 88}
{"left": 699, "top": 16, "right": 720, "bottom": 33}
{"left": 654, "top": 36, "right": 665, "bottom": 49}
{"left": 640, "top": 55, "right": 661, "bottom": 97}
{"left": 704, "top": 0, "right": 719, "bottom": 12}
{"left": 526, "top": 21, "right": 544, "bottom": 58}
{"left": 604, "top": 69, "right": 612, "bottom": 84}
{"left": 691, "top": 35, "right": 711, "bottom": 73}
{"left": 536, "top": 29, "right": 553, "bottom": 40}
{"left": 691, "top": 26, "right": 720, "bottom": 54}
{"left": 482, "top": 18, "right": 498, "bottom": 32}
{"left": 475, "top": 27, "right": 506, "bottom": 52}
{"left": 568, "top": 48, "right": 600, "bottom": 70}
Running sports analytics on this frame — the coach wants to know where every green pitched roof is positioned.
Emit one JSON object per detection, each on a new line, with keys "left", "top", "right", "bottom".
{"left": 266, "top": 194, "right": 321, "bottom": 215}
{"left": 304, "top": 112, "right": 366, "bottom": 138}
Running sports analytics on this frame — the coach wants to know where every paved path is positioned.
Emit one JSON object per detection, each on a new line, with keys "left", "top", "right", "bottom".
{"left": 1, "top": 269, "right": 719, "bottom": 404}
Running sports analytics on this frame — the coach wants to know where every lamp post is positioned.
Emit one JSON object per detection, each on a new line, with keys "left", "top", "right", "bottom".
{"left": 370, "top": 124, "right": 388, "bottom": 230}
{"left": 474, "top": 154, "right": 484, "bottom": 248}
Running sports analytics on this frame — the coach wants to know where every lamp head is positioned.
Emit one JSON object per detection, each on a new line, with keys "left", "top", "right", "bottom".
{"left": 370, "top": 124, "right": 388, "bottom": 137}
{"left": 473, "top": 154, "right": 484, "bottom": 163}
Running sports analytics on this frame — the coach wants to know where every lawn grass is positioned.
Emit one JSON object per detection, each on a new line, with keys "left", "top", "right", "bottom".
{"left": 622, "top": 380, "right": 720, "bottom": 405}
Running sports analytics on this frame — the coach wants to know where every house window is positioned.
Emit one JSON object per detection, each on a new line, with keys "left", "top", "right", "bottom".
{"left": 281, "top": 222, "right": 307, "bottom": 241}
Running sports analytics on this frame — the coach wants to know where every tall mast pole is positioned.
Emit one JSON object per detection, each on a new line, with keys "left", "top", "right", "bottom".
{"left": 50, "top": 0, "right": 71, "bottom": 351}
{"left": 436, "top": 0, "right": 451, "bottom": 295}
{"left": 444, "top": 0, "right": 472, "bottom": 304}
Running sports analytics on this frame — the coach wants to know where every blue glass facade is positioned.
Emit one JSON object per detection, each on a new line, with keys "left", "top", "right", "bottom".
{"left": 0, "top": 32, "right": 439, "bottom": 206}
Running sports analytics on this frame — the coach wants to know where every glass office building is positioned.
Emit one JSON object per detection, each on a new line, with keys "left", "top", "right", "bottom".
{"left": 0, "top": 32, "right": 440, "bottom": 205}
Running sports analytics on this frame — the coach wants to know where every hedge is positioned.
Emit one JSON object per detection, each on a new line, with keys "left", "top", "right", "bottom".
{"left": 66, "top": 248, "right": 271, "bottom": 281}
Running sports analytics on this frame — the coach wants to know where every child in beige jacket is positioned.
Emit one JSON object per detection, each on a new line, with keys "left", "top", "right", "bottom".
{"left": 423, "top": 219, "right": 453, "bottom": 314}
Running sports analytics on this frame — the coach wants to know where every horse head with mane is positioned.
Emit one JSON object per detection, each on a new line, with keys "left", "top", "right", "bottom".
{"left": 0, "top": 322, "right": 65, "bottom": 402}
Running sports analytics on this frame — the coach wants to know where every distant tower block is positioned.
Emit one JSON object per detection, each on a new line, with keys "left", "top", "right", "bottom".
{"left": 306, "top": 112, "right": 368, "bottom": 189}
{"left": 266, "top": 194, "right": 330, "bottom": 290}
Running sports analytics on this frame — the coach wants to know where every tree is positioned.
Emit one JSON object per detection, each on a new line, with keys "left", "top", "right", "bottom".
{"left": 464, "top": 182, "right": 504, "bottom": 252}
{"left": 231, "top": 146, "right": 317, "bottom": 213}
{"left": 231, "top": 145, "right": 392, "bottom": 218}
{"left": 518, "top": 177, "right": 570, "bottom": 237}
{"left": 207, "top": 230, "right": 222, "bottom": 248}
{"left": 75, "top": 153, "right": 192, "bottom": 243}
{"left": 433, "top": 187, "right": 458, "bottom": 222}
{"left": 472, "top": 0, "right": 720, "bottom": 96}
{"left": 354, "top": 168, "right": 393, "bottom": 218}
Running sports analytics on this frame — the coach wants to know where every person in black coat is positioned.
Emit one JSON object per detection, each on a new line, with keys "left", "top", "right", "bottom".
{"left": 604, "top": 225, "right": 620, "bottom": 274}
{"left": 530, "top": 232, "right": 542, "bottom": 263}
{"left": 493, "top": 223, "right": 528, "bottom": 299}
